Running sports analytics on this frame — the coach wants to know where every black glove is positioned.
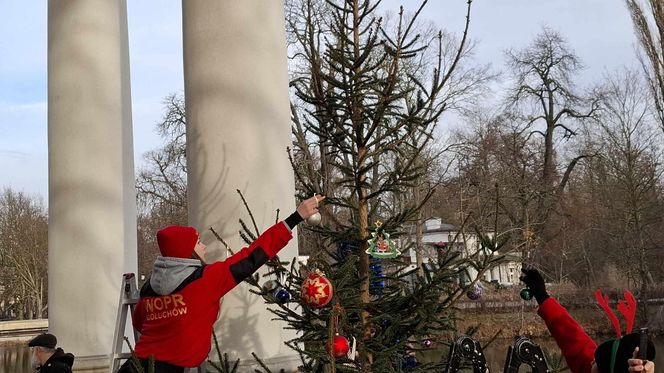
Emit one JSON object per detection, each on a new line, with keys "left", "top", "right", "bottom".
{"left": 520, "top": 267, "right": 549, "bottom": 304}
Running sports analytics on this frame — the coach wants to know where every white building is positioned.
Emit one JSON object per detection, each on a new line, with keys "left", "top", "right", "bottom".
{"left": 405, "top": 217, "right": 520, "bottom": 286}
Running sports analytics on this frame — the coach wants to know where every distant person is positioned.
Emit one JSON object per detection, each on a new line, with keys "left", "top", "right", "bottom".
{"left": 119, "top": 195, "right": 324, "bottom": 373}
{"left": 28, "top": 333, "right": 74, "bottom": 373}
{"left": 520, "top": 267, "right": 655, "bottom": 373}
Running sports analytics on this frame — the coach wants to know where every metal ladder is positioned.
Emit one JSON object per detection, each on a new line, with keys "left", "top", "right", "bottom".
{"left": 109, "top": 273, "right": 140, "bottom": 373}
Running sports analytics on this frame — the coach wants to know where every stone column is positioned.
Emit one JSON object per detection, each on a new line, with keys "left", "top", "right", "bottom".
{"left": 182, "top": 1, "right": 299, "bottom": 370}
{"left": 48, "top": 1, "right": 137, "bottom": 370}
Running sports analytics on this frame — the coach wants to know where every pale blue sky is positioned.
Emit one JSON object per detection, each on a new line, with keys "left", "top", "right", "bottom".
{"left": 0, "top": 1, "right": 639, "bottom": 203}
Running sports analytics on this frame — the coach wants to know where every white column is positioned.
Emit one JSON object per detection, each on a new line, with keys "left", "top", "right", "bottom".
{"left": 48, "top": 1, "right": 137, "bottom": 370}
{"left": 182, "top": 1, "right": 299, "bottom": 370}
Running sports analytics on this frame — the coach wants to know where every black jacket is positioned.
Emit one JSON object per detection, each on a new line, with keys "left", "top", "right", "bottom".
{"left": 38, "top": 348, "right": 74, "bottom": 373}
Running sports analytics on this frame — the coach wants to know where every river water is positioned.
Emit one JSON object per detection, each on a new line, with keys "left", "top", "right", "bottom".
{"left": 3, "top": 337, "right": 664, "bottom": 372}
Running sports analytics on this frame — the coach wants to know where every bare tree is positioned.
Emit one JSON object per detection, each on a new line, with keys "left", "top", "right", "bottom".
{"left": 590, "top": 69, "right": 663, "bottom": 291}
{"left": 0, "top": 189, "right": 48, "bottom": 319}
{"left": 448, "top": 108, "right": 541, "bottom": 252}
{"left": 135, "top": 93, "right": 188, "bottom": 279}
{"left": 503, "top": 27, "right": 600, "bottom": 261}
{"left": 136, "top": 93, "right": 187, "bottom": 212}
{"left": 625, "top": 0, "right": 664, "bottom": 132}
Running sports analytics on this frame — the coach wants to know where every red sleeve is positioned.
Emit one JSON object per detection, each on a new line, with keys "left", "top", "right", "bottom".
{"left": 132, "top": 299, "right": 145, "bottom": 333}
{"left": 205, "top": 221, "right": 293, "bottom": 299}
{"left": 224, "top": 221, "right": 293, "bottom": 263}
{"left": 538, "top": 297, "right": 597, "bottom": 373}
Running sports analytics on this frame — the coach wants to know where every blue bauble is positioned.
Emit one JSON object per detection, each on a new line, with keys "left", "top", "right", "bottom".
{"left": 402, "top": 355, "right": 418, "bottom": 369}
{"left": 369, "top": 258, "right": 385, "bottom": 296}
{"left": 369, "top": 280, "right": 385, "bottom": 296}
{"left": 370, "top": 280, "right": 386, "bottom": 289}
{"left": 338, "top": 241, "right": 359, "bottom": 259}
{"left": 274, "top": 287, "right": 291, "bottom": 303}
{"left": 369, "top": 259, "right": 385, "bottom": 296}
{"left": 370, "top": 263, "right": 383, "bottom": 273}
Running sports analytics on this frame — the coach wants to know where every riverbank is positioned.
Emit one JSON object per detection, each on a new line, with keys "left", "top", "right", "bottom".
{"left": 454, "top": 284, "right": 664, "bottom": 340}
{"left": 456, "top": 305, "right": 614, "bottom": 340}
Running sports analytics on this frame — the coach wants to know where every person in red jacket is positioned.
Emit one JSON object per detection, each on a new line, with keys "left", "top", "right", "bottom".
{"left": 520, "top": 268, "right": 655, "bottom": 373}
{"left": 119, "top": 195, "right": 323, "bottom": 373}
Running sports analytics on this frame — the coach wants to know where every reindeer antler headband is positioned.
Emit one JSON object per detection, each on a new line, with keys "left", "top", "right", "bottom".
{"left": 594, "top": 289, "right": 637, "bottom": 338}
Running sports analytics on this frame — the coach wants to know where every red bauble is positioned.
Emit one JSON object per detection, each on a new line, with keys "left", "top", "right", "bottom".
{"left": 301, "top": 272, "right": 333, "bottom": 307}
{"left": 331, "top": 335, "right": 350, "bottom": 358}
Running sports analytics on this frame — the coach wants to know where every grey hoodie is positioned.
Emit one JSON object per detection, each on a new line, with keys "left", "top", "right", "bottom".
{"left": 149, "top": 256, "right": 203, "bottom": 295}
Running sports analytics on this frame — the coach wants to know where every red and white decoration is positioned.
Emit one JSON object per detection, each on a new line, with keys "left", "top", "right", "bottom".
{"left": 301, "top": 271, "right": 334, "bottom": 308}
{"left": 331, "top": 334, "right": 350, "bottom": 358}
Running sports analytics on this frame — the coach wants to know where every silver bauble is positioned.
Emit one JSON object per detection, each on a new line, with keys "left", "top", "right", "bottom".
{"left": 306, "top": 212, "right": 322, "bottom": 225}
{"left": 262, "top": 280, "right": 279, "bottom": 292}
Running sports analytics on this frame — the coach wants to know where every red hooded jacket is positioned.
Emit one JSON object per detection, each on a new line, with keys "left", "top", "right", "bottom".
{"left": 132, "top": 222, "right": 293, "bottom": 367}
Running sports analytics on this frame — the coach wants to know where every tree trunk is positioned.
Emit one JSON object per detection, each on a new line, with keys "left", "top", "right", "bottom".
{"left": 415, "top": 185, "right": 425, "bottom": 276}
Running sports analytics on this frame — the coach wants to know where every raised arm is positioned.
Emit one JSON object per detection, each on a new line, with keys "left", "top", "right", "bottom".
{"left": 205, "top": 195, "right": 324, "bottom": 298}
{"left": 521, "top": 268, "right": 597, "bottom": 373}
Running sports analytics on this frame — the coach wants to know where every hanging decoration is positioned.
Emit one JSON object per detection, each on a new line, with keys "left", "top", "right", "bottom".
{"left": 262, "top": 279, "right": 279, "bottom": 294}
{"left": 306, "top": 212, "right": 322, "bottom": 226}
{"left": 301, "top": 270, "right": 334, "bottom": 308}
{"left": 520, "top": 287, "right": 533, "bottom": 301}
{"left": 369, "top": 259, "right": 385, "bottom": 295}
{"left": 332, "top": 335, "right": 350, "bottom": 358}
{"left": 306, "top": 193, "right": 323, "bottom": 225}
{"left": 402, "top": 355, "right": 418, "bottom": 369}
{"left": 274, "top": 287, "right": 291, "bottom": 303}
{"left": 262, "top": 272, "right": 290, "bottom": 303}
{"left": 337, "top": 241, "right": 359, "bottom": 260}
{"left": 328, "top": 303, "right": 353, "bottom": 360}
{"left": 366, "top": 220, "right": 401, "bottom": 259}
{"left": 466, "top": 283, "right": 483, "bottom": 300}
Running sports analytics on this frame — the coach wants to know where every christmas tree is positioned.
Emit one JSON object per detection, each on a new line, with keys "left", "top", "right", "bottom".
{"left": 225, "top": 0, "right": 504, "bottom": 371}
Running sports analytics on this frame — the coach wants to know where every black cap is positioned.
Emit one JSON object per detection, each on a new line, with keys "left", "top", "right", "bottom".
{"left": 28, "top": 333, "right": 57, "bottom": 349}
{"left": 595, "top": 333, "right": 656, "bottom": 373}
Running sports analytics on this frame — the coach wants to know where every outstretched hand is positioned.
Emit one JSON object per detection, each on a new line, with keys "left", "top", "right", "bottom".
{"left": 520, "top": 266, "right": 549, "bottom": 304}
{"left": 297, "top": 194, "right": 325, "bottom": 220}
